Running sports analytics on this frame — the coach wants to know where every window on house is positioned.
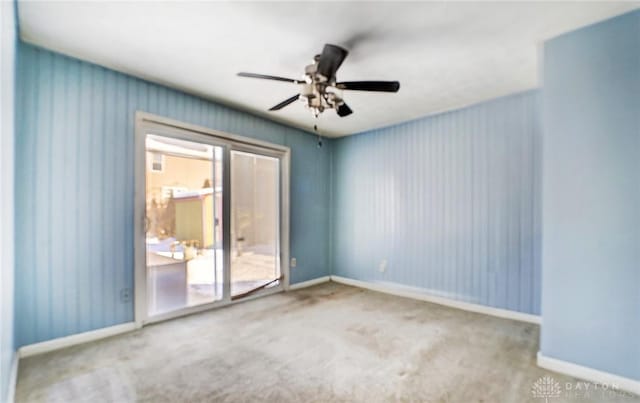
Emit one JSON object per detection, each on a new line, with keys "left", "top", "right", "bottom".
{"left": 151, "top": 152, "right": 164, "bottom": 172}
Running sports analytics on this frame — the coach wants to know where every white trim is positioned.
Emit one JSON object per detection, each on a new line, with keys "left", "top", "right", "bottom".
{"left": 330, "top": 275, "right": 541, "bottom": 325}
{"left": 280, "top": 150, "right": 291, "bottom": 294}
{"left": 18, "top": 323, "right": 137, "bottom": 358}
{"left": 6, "top": 353, "right": 18, "bottom": 403}
{"left": 537, "top": 352, "right": 640, "bottom": 397}
{"left": 133, "top": 114, "right": 147, "bottom": 328}
{"left": 137, "top": 112, "right": 290, "bottom": 153}
{"left": 287, "top": 276, "right": 331, "bottom": 291}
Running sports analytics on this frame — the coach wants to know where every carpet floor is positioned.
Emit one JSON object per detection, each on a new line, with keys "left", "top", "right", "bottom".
{"left": 16, "top": 282, "right": 639, "bottom": 402}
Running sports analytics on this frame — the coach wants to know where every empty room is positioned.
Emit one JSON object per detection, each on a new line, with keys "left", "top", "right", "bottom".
{"left": 1, "top": 1, "right": 639, "bottom": 402}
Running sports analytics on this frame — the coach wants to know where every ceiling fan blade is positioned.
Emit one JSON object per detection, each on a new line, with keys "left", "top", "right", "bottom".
{"left": 269, "top": 94, "right": 300, "bottom": 111}
{"left": 336, "top": 103, "right": 353, "bottom": 117}
{"left": 238, "top": 72, "right": 304, "bottom": 84}
{"left": 317, "top": 44, "right": 349, "bottom": 81}
{"left": 336, "top": 81, "right": 400, "bottom": 92}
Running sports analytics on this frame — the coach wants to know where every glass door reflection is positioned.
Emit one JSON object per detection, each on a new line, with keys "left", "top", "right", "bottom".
{"left": 145, "top": 134, "right": 223, "bottom": 316}
{"left": 230, "top": 150, "right": 281, "bottom": 299}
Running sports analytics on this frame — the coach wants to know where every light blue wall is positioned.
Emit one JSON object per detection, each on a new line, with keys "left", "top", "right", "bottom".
{"left": 15, "top": 43, "right": 332, "bottom": 347}
{"left": 0, "top": 0, "right": 17, "bottom": 399}
{"left": 541, "top": 11, "right": 640, "bottom": 380}
{"left": 332, "top": 91, "right": 541, "bottom": 315}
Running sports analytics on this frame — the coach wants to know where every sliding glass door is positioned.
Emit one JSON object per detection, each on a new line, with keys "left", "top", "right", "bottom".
{"left": 136, "top": 114, "right": 289, "bottom": 324}
{"left": 230, "top": 151, "right": 281, "bottom": 299}
{"left": 144, "top": 135, "right": 224, "bottom": 316}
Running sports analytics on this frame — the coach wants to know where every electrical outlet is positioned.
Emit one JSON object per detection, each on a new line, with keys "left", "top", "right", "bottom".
{"left": 120, "top": 288, "right": 131, "bottom": 303}
{"left": 290, "top": 257, "right": 297, "bottom": 268}
{"left": 379, "top": 259, "right": 388, "bottom": 273}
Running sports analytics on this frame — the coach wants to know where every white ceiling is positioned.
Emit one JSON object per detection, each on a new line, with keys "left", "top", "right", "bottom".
{"left": 18, "top": 1, "right": 639, "bottom": 137}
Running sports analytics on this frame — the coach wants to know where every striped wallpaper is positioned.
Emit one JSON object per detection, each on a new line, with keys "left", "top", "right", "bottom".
{"left": 540, "top": 10, "right": 640, "bottom": 380}
{"left": 331, "top": 91, "right": 542, "bottom": 315}
{"left": 14, "top": 43, "right": 332, "bottom": 347}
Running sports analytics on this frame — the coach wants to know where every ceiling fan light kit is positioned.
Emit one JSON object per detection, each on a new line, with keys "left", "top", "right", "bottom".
{"left": 238, "top": 43, "right": 400, "bottom": 119}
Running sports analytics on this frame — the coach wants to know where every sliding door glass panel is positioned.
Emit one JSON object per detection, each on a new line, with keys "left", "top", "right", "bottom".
{"left": 145, "top": 134, "right": 223, "bottom": 316}
{"left": 230, "top": 151, "right": 280, "bottom": 298}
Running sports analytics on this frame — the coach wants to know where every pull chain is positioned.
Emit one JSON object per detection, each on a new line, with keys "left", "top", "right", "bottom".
{"left": 314, "top": 123, "right": 323, "bottom": 148}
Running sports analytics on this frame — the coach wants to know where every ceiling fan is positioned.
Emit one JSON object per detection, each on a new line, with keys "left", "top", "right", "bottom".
{"left": 237, "top": 44, "right": 400, "bottom": 118}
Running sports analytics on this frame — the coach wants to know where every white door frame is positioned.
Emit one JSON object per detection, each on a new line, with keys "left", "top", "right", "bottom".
{"left": 134, "top": 111, "right": 290, "bottom": 327}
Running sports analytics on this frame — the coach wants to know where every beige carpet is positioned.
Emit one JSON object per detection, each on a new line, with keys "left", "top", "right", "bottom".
{"left": 16, "top": 283, "right": 639, "bottom": 402}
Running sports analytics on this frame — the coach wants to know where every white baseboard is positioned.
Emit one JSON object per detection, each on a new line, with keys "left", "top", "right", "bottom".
{"left": 6, "top": 353, "right": 18, "bottom": 403}
{"left": 537, "top": 352, "right": 640, "bottom": 396}
{"left": 287, "top": 276, "right": 331, "bottom": 291}
{"left": 16, "top": 278, "right": 332, "bottom": 359}
{"left": 18, "top": 322, "right": 137, "bottom": 358}
{"left": 330, "top": 275, "right": 541, "bottom": 325}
